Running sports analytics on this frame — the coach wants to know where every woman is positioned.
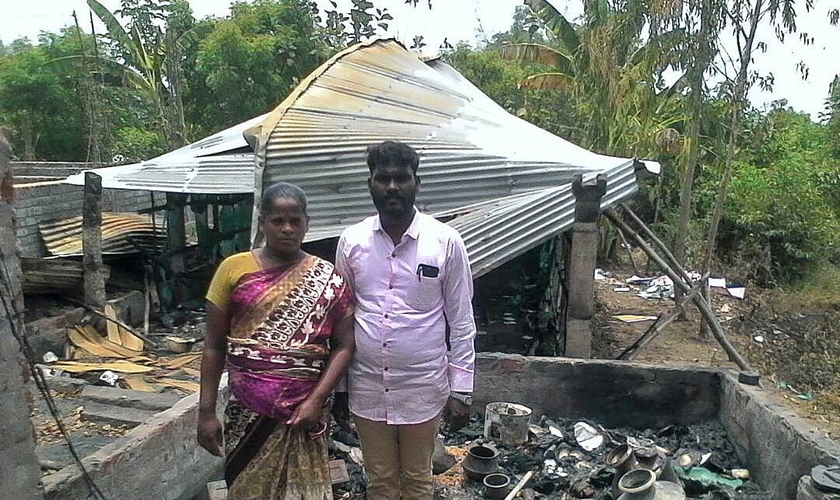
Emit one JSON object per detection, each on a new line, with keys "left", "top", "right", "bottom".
{"left": 197, "top": 182, "right": 355, "bottom": 500}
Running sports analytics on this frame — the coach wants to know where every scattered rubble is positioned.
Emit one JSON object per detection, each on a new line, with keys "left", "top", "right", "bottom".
{"left": 31, "top": 307, "right": 208, "bottom": 476}
{"left": 599, "top": 269, "right": 746, "bottom": 303}
{"left": 326, "top": 410, "right": 770, "bottom": 500}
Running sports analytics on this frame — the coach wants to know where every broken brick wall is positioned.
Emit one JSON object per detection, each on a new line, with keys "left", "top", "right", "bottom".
{"left": 720, "top": 373, "right": 840, "bottom": 500}
{"left": 43, "top": 380, "right": 228, "bottom": 500}
{"left": 0, "top": 136, "right": 44, "bottom": 500}
{"left": 14, "top": 180, "right": 165, "bottom": 257}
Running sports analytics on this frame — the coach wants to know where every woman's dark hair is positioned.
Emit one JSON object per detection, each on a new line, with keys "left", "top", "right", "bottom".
{"left": 366, "top": 140, "right": 419, "bottom": 174}
{"left": 259, "top": 182, "right": 308, "bottom": 216}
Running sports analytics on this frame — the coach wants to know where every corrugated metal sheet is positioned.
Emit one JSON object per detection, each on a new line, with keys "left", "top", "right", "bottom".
{"left": 40, "top": 213, "right": 164, "bottom": 257}
{"left": 63, "top": 38, "right": 659, "bottom": 277}
{"left": 253, "top": 39, "right": 657, "bottom": 276}
{"left": 64, "top": 115, "right": 264, "bottom": 193}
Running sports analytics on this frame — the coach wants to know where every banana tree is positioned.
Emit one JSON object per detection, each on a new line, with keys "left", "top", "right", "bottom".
{"left": 86, "top": 0, "right": 196, "bottom": 149}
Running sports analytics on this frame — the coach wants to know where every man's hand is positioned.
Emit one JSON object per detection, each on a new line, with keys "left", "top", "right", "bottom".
{"left": 332, "top": 392, "right": 351, "bottom": 432}
{"left": 287, "top": 396, "right": 323, "bottom": 432}
{"left": 445, "top": 397, "right": 470, "bottom": 432}
{"left": 197, "top": 412, "right": 223, "bottom": 457}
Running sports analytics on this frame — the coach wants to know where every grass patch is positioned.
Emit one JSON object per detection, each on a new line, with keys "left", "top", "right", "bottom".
{"left": 763, "top": 264, "right": 840, "bottom": 313}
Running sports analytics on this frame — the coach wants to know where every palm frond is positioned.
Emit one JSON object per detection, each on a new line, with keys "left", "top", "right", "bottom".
{"left": 498, "top": 43, "right": 575, "bottom": 75}
{"left": 519, "top": 72, "right": 575, "bottom": 91}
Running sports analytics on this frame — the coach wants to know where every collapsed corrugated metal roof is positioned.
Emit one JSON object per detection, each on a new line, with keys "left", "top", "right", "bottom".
{"left": 40, "top": 213, "right": 164, "bottom": 257}
{"left": 64, "top": 38, "right": 658, "bottom": 277}
{"left": 250, "top": 39, "right": 658, "bottom": 276}
{"left": 64, "top": 115, "right": 264, "bottom": 193}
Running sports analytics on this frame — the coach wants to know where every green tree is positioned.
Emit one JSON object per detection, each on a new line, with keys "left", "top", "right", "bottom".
{"left": 497, "top": 0, "right": 684, "bottom": 158}
{"left": 722, "top": 107, "right": 840, "bottom": 281}
{"left": 444, "top": 41, "right": 578, "bottom": 141}
{"left": 184, "top": 0, "right": 327, "bottom": 136}
{"left": 696, "top": 0, "right": 817, "bottom": 327}
{"left": 0, "top": 33, "right": 88, "bottom": 160}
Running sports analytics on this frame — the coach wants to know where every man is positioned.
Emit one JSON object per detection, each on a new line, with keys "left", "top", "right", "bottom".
{"left": 335, "top": 140, "right": 477, "bottom": 500}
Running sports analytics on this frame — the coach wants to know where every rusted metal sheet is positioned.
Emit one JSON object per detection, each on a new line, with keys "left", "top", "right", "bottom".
{"left": 39, "top": 213, "right": 164, "bottom": 257}
{"left": 21, "top": 257, "right": 111, "bottom": 295}
{"left": 63, "top": 38, "right": 659, "bottom": 277}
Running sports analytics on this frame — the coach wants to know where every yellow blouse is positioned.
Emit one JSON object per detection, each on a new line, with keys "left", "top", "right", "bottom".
{"left": 205, "top": 251, "right": 261, "bottom": 310}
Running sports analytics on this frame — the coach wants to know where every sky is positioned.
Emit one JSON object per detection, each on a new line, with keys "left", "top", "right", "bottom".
{"left": 1, "top": 0, "right": 838, "bottom": 120}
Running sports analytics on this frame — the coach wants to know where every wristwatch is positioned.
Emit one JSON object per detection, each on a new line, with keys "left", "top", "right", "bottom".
{"left": 450, "top": 392, "right": 473, "bottom": 405}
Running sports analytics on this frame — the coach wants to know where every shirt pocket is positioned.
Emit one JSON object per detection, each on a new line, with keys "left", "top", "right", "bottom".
{"left": 405, "top": 274, "right": 442, "bottom": 311}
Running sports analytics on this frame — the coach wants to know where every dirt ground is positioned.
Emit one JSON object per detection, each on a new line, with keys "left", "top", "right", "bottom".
{"left": 590, "top": 265, "right": 840, "bottom": 442}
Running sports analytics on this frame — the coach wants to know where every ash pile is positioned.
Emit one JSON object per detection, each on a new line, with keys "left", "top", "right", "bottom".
{"left": 329, "top": 402, "right": 771, "bottom": 500}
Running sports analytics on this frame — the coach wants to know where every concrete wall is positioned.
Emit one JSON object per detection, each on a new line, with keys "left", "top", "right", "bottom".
{"left": 43, "top": 378, "right": 228, "bottom": 500}
{"left": 0, "top": 137, "right": 44, "bottom": 499}
{"left": 474, "top": 354, "right": 840, "bottom": 500}
{"left": 720, "top": 373, "right": 840, "bottom": 500}
{"left": 474, "top": 353, "right": 720, "bottom": 429}
{"left": 13, "top": 180, "right": 165, "bottom": 257}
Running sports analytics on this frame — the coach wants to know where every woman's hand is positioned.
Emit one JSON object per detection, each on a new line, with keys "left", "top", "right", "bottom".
{"left": 287, "top": 396, "right": 323, "bottom": 433}
{"left": 197, "top": 412, "right": 224, "bottom": 457}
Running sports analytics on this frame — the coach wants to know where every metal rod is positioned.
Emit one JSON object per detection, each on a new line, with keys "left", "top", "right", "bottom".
{"left": 604, "top": 210, "right": 751, "bottom": 371}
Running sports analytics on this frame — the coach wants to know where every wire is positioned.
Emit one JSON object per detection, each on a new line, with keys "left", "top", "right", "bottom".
{"left": 0, "top": 246, "right": 108, "bottom": 500}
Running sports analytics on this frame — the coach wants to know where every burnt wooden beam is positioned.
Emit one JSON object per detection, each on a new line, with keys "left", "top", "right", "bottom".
{"left": 617, "top": 274, "right": 708, "bottom": 361}
{"left": 603, "top": 209, "right": 753, "bottom": 375}
{"left": 165, "top": 193, "right": 187, "bottom": 305}
{"left": 83, "top": 172, "right": 105, "bottom": 306}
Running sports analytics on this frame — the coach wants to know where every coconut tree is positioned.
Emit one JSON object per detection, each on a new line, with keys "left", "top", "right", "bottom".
{"left": 498, "top": 0, "right": 686, "bottom": 159}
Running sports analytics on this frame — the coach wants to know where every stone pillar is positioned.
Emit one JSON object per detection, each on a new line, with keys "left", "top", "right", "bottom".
{"left": 165, "top": 193, "right": 187, "bottom": 305}
{"left": 564, "top": 174, "right": 607, "bottom": 358}
{"left": 83, "top": 172, "right": 106, "bottom": 306}
{"left": 0, "top": 132, "right": 44, "bottom": 500}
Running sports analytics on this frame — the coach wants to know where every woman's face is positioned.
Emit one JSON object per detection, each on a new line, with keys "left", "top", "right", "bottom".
{"left": 259, "top": 197, "right": 309, "bottom": 258}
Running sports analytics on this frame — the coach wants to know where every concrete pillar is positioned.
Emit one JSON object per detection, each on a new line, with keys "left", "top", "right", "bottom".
{"left": 83, "top": 171, "right": 106, "bottom": 307}
{"left": 165, "top": 193, "right": 187, "bottom": 305}
{"left": 564, "top": 174, "right": 607, "bottom": 358}
{"left": 0, "top": 132, "right": 45, "bottom": 500}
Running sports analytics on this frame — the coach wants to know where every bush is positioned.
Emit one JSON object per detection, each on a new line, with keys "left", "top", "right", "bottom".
{"left": 720, "top": 109, "right": 840, "bottom": 283}
{"left": 112, "top": 126, "right": 166, "bottom": 163}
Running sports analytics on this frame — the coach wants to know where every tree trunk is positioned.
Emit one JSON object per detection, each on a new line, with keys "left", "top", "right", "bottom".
{"left": 673, "top": 117, "right": 701, "bottom": 285}
{"left": 165, "top": 31, "right": 188, "bottom": 148}
{"left": 698, "top": 0, "right": 764, "bottom": 336}
{"left": 673, "top": 0, "right": 716, "bottom": 319}
{"left": 22, "top": 113, "right": 36, "bottom": 161}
